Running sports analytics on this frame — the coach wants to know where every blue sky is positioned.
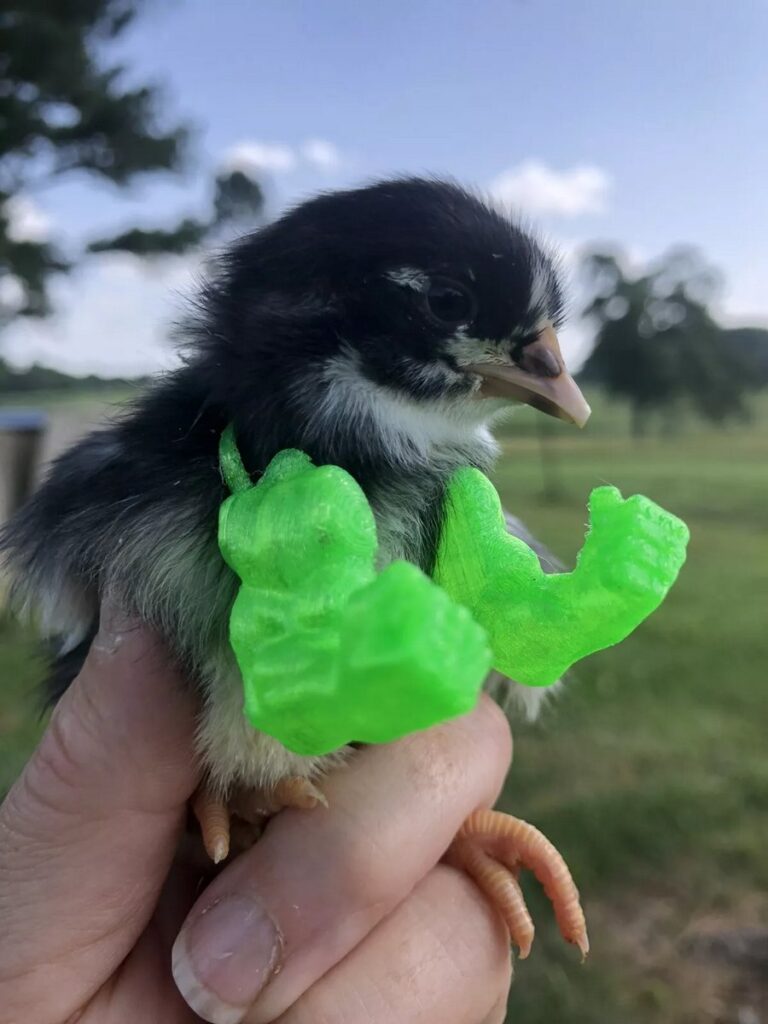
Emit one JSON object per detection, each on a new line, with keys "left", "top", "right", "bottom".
{"left": 6, "top": 0, "right": 768, "bottom": 374}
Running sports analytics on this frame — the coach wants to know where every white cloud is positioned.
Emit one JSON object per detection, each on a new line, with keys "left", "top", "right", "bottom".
{"left": 489, "top": 161, "right": 611, "bottom": 217}
{"left": 0, "top": 273, "right": 25, "bottom": 312}
{"left": 220, "top": 141, "right": 297, "bottom": 175}
{"left": 2, "top": 252, "right": 198, "bottom": 377}
{"left": 302, "top": 138, "right": 342, "bottom": 170}
{"left": 219, "top": 138, "right": 345, "bottom": 178}
{"left": 4, "top": 194, "right": 52, "bottom": 242}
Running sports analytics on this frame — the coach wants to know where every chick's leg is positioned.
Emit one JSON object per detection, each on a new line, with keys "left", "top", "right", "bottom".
{"left": 191, "top": 787, "right": 232, "bottom": 864}
{"left": 192, "top": 776, "right": 328, "bottom": 864}
{"left": 238, "top": 776, "right": 329, "bottom": 816}
{"left": 446, "top": 809, "right": 589, "bottom": 961}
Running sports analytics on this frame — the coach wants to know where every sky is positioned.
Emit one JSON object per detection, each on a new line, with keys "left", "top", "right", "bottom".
{"left": 5, "top": 0, "right": 768, "bottom": 375}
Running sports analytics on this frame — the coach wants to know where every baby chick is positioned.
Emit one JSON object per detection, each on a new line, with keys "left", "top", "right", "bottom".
{"left": 1, "top": 179, "right": 590, "bottom": 958}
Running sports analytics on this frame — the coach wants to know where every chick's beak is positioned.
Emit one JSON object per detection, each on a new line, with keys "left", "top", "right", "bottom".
{"left": 466, "top": 323, "right": 591, "bottom": 427}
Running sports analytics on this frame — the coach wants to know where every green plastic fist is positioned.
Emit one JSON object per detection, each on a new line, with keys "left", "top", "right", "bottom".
{"left": 218, "top": 437, "right": 491, "bottom": 756}
{"left": 434, "top": 471, "right": 690, "bottom": 687}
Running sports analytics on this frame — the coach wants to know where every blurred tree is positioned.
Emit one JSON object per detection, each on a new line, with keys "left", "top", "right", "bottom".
{"left": 580, "top": 247, "right": 761, "bottom": 436}
{"left": 0, "top": 0, "right": 189, "bottom": 320}
{"left": 86, "top": 170, "right": 265, "bottom": 255}
{"left": 86, "top": 217, "right": 208, "bottom": 257}
{"left": 0, "top": 2, "right": 265, "bottom": 326}
{"left": 211, "top": 170, "right": 266, "bottom": 230}
{"left": 723, "top": 326, "right": 768, "bottom": 388}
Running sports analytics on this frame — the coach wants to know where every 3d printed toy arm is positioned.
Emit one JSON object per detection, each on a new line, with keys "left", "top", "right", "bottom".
{"left": 218, "top": 428, "right": 689, "bottom": 754}
{"left": 434, "top": 469, "right": 690, "bottom": 687}
{"left": 218, "top": 435, "right": 491, "bottom": 756}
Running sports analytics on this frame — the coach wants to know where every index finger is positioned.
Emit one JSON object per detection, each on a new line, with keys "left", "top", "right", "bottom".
{"left": 0, "top": 609, "right": 199, "bottom": 1024}
{"left": 172, "top": 695, "right": 512, "bottom": 1024}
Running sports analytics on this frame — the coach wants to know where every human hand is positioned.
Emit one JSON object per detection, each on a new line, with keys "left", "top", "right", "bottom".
{"left": 0, "top": 610, "right": 513, "bottom": 1024}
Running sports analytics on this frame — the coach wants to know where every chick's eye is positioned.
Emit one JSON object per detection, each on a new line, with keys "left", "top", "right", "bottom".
{"left": 425, "top": 279, "right": 475, "bottom": 326}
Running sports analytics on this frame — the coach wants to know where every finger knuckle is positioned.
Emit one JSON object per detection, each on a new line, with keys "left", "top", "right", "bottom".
{"left": 404, "top": 697, "right": 511, "bottom": 802}
{"left": 477, "top": 695, "right": 514, "bottom": 769}
{"left": 27, "top": 707, "right": 91, "bottom": 805}
{"left": 335, "top": 830, "right": 398, "bottom": 911}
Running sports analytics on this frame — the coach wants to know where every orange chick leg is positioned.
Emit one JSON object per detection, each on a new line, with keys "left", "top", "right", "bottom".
{"left": 446, "top": 808, "right": 589, "bottom": 961}
{"left": 192, "top": 776, "right": 328, "bottom": 865}
{"left": 191, "top": 786, "right": 231, "bottom": 865}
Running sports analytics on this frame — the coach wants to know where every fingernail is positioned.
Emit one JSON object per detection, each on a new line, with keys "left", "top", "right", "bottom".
{"left": 172, "top": 896, "right": 284, "bottom": 1024}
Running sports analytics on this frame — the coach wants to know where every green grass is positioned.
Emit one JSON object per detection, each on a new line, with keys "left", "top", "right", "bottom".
{"left": 0, "top": 615, "right": 46, "bottom": 793}
{"left": 0, "top": 385, "right": 138, "bottom": 409}
{"left": 0, "top": 390, "right": 766, "bottom": 1021}
{"left": 493, "top": 397, "right": 768, "bottom": 1022}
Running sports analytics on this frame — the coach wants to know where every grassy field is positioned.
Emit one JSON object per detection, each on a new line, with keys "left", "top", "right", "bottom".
{"left": 0, "top": 391, "right": 766, "bottom": 1022}
{"left": 495, "top": 398, "right": 768, "bottom": 1023}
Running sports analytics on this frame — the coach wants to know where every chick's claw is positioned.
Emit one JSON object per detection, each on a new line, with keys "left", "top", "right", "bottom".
{"left": 192, "top": 786, "right": 231, "bottom": 864}
{"left": 233, "top": 775, "right": 329, "bottom": 817}
{"left": 447, "top": 809, "right": 589, "bottom": 961}
{"left": 448, "top": 840, "right": 535, "bottom": 959}
{"left": 192, "top": 776, "right": 329, "bottom": 864}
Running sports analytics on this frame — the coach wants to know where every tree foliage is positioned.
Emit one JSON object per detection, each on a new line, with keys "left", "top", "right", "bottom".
{"left": 87, "top": 171, "right": 265, "bottom": 256}
{"left": 0, "top": 2, "right": 264, "bottom": 329}
{"left": 0, "top": 354, "right": 143, "bottom": 393}
{"left": 0, "top": 0, "right": 189, "bottom": 318}
{"left": 1, "top": 1, "right": 186, "bottom": 184}
{"left": 723, "top": 326, "right": 768, "bottom": 388}
{"left": 580, "top": 247, "right": 764, "bottom": 433}
{"left": 212, "top": 171, "right": 266, "bottom": 230}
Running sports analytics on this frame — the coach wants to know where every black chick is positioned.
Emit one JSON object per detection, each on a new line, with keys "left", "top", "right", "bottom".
{"left": 1, "top": 178, "right": 590, "bottom": 958}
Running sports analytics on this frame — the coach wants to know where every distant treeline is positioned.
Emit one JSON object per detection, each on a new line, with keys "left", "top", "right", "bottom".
{"left": 0, "top": 358, "right": 146, "bottom": 395}
{"left": 727, "top": 327, "right": 768, "bottom": 385}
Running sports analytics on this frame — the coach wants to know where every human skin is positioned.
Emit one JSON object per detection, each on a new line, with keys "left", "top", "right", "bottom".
{"left": 0, "top": 608, "right": 513, "bottom": 1024}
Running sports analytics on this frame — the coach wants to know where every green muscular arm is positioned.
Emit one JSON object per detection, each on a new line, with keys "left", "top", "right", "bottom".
{"left": 434, "top": 470, "right": 690, "bottom": 687}
{"left": 219, "top": 444, "right": 490, "bottom": 756}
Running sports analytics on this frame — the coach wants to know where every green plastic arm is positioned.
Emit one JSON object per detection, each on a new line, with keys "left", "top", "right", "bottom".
{"left": 434, "top": 471, "right": 690, "bottom": 687}
{"left": 218, "top": 441, "right": 491, "bottom": 756}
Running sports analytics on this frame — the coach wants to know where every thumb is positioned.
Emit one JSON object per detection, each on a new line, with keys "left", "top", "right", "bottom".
{"left": 586, "top": 485, "right": 623, "bottom": 529}
{"left": 0, "top": 606, "right": 199, "bottom": 1024}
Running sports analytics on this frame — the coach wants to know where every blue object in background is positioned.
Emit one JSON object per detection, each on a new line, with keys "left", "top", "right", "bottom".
{"left": 0, "top": 409, "right": 49, "bottom": 432}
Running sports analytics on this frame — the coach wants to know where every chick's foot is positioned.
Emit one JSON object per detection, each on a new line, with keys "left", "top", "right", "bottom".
{"left": 446, "top": 809, "right": 589, "bottom": 960}
{"left": 192, "top": 776, "right": 328, "bottom": 864}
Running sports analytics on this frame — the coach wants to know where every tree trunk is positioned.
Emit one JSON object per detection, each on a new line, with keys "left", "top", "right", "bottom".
{"left": 630, "top": 401, "right": 647, "bottom": 439}
{"left": 662, "top": 402, "right": 682, "bottom": 438}
{"left": 537, "top": 418, "right": 564, "bottom": 502}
